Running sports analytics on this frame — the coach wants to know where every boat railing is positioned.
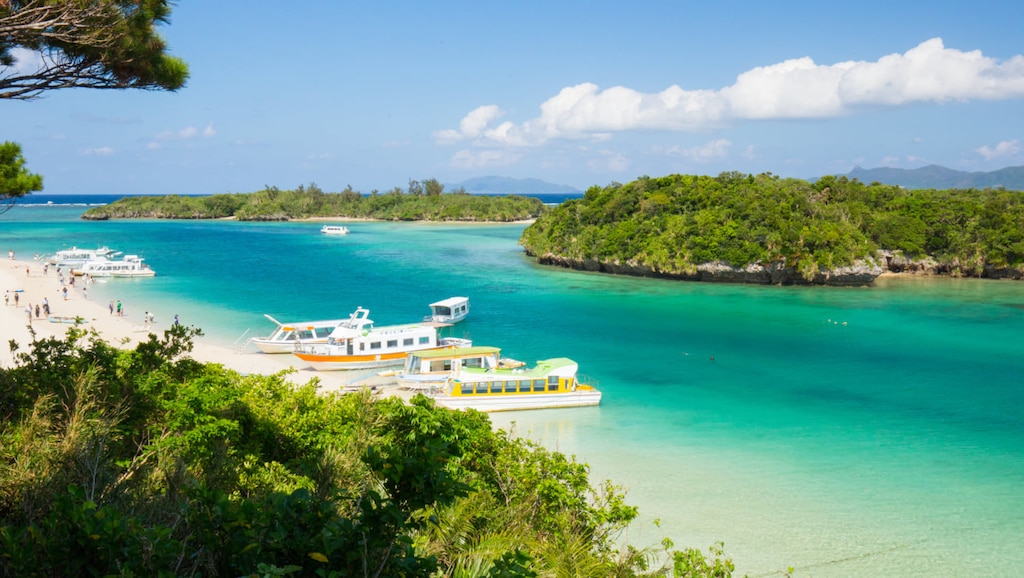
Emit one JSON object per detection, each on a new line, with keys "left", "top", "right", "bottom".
{"left": 233, "top": 328, "right": 252, "bottom": 352}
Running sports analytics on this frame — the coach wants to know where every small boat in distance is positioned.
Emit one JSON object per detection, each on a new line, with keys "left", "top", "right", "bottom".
{"left": 250, "top": 313, "right": 359, "bottom": 354}
{"left": 418, "top": 354, "right": 602, "bottom": 412}
{"left": 320, "top": 225, "right": 350, "bottom": 235}
{"left": 72, "top": 255, "right": 155, "bottom": 278}
{"left": 426, "top": 296, "right": 470, "bottom": 324}
{"left": 292, "top": 307, "right": 469, "bottom": 370}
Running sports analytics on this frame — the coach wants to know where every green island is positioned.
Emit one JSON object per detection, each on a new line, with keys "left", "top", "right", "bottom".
{"left": 81, "top": 180, "right": 546, "bottom": 223}
{"left": 0, "top": 327, "right": 735, "bottom": 577}
{"left": 520, "top": 172, "right": 1024, "bottom": 286}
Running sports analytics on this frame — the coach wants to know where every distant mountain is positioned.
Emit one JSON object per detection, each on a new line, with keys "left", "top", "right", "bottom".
{"left": 449, "top": 176, "right": 582, "bottom": 195}
{"left": 846, "top": 165, "right": 1024, "bottom": 190}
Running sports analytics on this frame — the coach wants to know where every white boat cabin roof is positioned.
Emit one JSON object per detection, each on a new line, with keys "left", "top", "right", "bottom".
{"left": 429, "top": 296, "right": 469, "bottom": 310}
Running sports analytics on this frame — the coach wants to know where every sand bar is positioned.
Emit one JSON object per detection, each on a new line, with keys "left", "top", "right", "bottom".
{"left": 0, "top": 256, "right": 398, "bottom": 396}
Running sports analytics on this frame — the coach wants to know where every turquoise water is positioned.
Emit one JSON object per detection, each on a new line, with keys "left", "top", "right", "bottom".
{"left": 3, "top": 203, "right": 1024, "bottom": 576}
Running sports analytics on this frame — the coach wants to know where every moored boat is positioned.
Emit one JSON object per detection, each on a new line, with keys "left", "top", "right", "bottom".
{"left": 249, "top": 314, "right": 355, "bottom": 354}
{"left": 47, "top": 246, "right": 121, "bottom": 267}
{"left": 72, "top": 255, "right": 155, "bottom": 278}
{"left": 292, "top": 307, "right": 464, "bottom": 370}
{"left": 320, "top": 225, "right": 350, "bottom": 235}
{"left": 425, "top": 296, "right": 470, "bottom": 324}
{"left": 397, "top": 345, "right": 512, "bottom": 390}
{"left": 407, "top": 351, "right": 601, "bottom": 412}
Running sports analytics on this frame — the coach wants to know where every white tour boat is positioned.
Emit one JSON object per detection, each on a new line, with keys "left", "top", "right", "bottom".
{"left": 419, "top": 354, "right": 602, "bottom": 412}
{"left": 47, "top": 246, "right": 121, "bottom": 267}
{"left": 320, "top": 225, "right": 350, "bottom": 235}
{"left": 425, "top": 296, "right": 470, "bottom": 324}
{"left": 72, "top": 255, "right": 155, "bottom": 278}
{"left": 249, "top": 314, "right": 356, "bottom": 354}
{"left": 397, "top": 345, "right": 510, "bottom": 390}
{"left": 292, "top": 307, "right": 467, "bottom": 370}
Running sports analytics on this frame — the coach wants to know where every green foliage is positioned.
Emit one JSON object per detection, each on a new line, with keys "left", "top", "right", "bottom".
{"left": 82, "top": 182, "right": 548, "bottom": 222}
{"left": 1, "top": 0, "right": 189, "bottom": 100}
{"left": 521, "top": 172, "right": 1024, "bottom": 280}
{"left": 0, "top": 141, "right": 43, "bottom": 211}
{"left": 0, "top": 329, "right": 736, "bottom": 576}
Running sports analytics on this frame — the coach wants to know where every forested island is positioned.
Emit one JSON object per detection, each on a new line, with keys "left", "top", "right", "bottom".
{"left": 81, "top": 180, "right": 547, "bottom": 223}
{"left": 0, "top": 327, "right": 735, "bottom": 576}
{"left": 520, "top": 172, "right": 1024, "bottom": 286}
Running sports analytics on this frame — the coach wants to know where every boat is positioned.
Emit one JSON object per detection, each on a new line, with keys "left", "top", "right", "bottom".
{"left": 396, "top": 345, "right": 526, "bottom": 390}
{"left": 320, "top": 225, "right": 350, "bottom": 235}
{"left": 292, "top": 307, "right": 469, "bottom": 370}
{"left": 414, "top": 353, "right": 602, "bottom": 412}
{"left": 425, "top": 296, "right": 470, "bottom": 324}
{"left": 249, "top": 313, "right": 360, "bottom": 354}
{"left": 72, "top": 255, "right": 155, "bottom": 278}
{"left": 47, "top": 246, "right": 121, "bottom": 267}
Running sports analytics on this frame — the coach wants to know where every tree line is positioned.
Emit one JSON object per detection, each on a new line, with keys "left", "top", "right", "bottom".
{"left": 519, "top": 172, "right": 1024, "bottom": 281}
{"left": 81, "top": 180, "right": 548, "bottom": 222}
{"left": 0, "top": 326, "right": 737, "bottom": 576}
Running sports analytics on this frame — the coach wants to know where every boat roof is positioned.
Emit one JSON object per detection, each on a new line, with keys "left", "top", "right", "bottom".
{"left": 458, "top": 357, "right": 578, "bottom": 379}
{"left": 411, "top": 346, "right": 500, "bottom": 359}
{"left": 429, "top": 296, "right": 469, "bottom": 308}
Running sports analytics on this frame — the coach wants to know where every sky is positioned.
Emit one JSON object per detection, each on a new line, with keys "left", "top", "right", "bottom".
{"left": 4, "top": 0, "right": 1024, "bottom": 195}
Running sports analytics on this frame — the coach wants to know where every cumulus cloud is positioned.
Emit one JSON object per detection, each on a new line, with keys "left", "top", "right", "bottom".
{"left": 977, "top": 139, "right": 1021, "bottom": 160}
{"left": 437, "top": 38, "right": 1024, "bottom": 147}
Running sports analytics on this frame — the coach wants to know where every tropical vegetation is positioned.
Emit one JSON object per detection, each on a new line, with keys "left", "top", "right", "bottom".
{"left": 520, "top": 172, "right": 1024, "bottom": 281}
{"left": 0, "top": 326, "right": 737, "bottom": 576}
{"left": 81, "top": 180, "right": 548, "bottom": 222}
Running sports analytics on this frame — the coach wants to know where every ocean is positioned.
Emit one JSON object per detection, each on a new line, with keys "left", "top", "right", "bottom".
{"left": 3, "top": 196, "right": 1024, "bottom": 577}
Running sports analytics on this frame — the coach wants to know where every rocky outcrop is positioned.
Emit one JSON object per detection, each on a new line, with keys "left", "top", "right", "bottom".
{"left": 529, "top": 252, "right": 884, "bottom": 286}
{"left": 877, "top": 250, "right": 1024, "bottom": 279}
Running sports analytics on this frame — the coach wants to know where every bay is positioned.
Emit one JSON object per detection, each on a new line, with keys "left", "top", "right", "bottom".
{"left": 3, "top": 200, "right": 1023, "bottom": 576}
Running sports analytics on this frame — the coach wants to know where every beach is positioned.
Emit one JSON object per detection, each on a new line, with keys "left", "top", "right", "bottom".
{"left": 0, "top": 255, "right": 393, "bottom": 396}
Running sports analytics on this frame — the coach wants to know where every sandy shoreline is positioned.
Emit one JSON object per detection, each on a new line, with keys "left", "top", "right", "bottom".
{"left": 0, "top": 256, "right": 400, "bottom": 397}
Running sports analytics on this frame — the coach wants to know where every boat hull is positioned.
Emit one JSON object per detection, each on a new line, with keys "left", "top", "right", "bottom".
{"left": 433, "top": 390, "right": 602, "bottom": 412}
{"left": 292, "top": 350, "right": 412, "bottom": 370}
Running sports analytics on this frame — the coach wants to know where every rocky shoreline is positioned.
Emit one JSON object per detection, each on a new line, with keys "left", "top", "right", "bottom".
{"left": 527, "top": 250, "right": 1024, "bottom": 286}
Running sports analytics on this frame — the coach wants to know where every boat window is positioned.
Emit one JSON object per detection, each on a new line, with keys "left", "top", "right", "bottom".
{"left": 475, "top": 382, "right": 488, "bottom": 394}
{"left": 418, "top": 336, "right": 430, "bottom": 345}
{"left": 429, "top": 360, "right": 447, "bottom": 372}
{"left": 370, "top": 342, "right": 381, "bottom": 350}
{"left": 547, "top": 377, "right": 559, "bottom": 391}
{"left": 532, "top": 379, "right": 544, "bottom": 392}
{"left": 465, "top": 358, "right": 483, "bottom": 368}
{"left": 359, "top": 343, "right": 365, "bottom": 352}
{"left": 386, "top": 339, "right": 398, "bottom": 348}
{"left": 460, "top": 383, "right": 474, "bottom": 395}
{"left": 315, "top": 327, "right": 333, "bottom": 338}
{"left": 504, "top": 380, "right": 517, "bottom": 393}
{"left": 403, "top": 338, "right": 414, "bottom": 346}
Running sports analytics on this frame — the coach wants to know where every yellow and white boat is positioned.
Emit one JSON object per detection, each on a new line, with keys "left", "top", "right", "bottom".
{"left": 399, "top": 347, "right": 601, "bottom": 412}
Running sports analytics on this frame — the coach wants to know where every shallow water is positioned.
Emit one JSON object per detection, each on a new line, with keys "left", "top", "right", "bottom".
{"left": 3, "top": 201, "right": 1023, "bottom": 576}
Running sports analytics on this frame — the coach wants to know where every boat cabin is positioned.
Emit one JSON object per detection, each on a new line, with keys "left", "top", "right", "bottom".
{"left": 427, "top": 296, "right": 470, "bottom": 324}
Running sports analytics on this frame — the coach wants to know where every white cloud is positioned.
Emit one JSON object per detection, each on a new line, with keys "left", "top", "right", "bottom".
{"left": 977, "top": 139, "right": 1021, "bottom": 160}
{"left": 449, "top": 148, "right": 522, "bottom": 169}
{"left": 154, "top": 123, "right": 217, "bottom": 141}
{"left": 664, "top": 139, "right": 732, "bottom": 163}
{"left": 0, "top": 48, "right": 43, "bottom": 75}
{"left": 437, "top": 38, "right": 1024, "bottom": 147}
{"left": 81, "top": 146, "right": 114, "bottom": 156}
{"left": 587, "top": 151, "right": 629, "bottom": 172}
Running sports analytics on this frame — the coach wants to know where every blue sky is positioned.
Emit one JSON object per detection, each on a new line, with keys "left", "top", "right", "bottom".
{"left": 4, "top": 0, "right": 1024, "bottom": 195}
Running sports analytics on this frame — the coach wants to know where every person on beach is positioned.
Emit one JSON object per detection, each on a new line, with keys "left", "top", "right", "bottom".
{"left": 83, "top": 285, "right": 88, "bottom": 299}
{"left": 25, "top": 266, "right": 29, "bottom": 277}
{"left": 42, "top": 298, "right": 49, "bottom": 317}
{"left": 43, "top": 263, "right": 48, "bottom": 276}
{"left": 14, "top": 292, "right": 19, "bottom": 306}
{"left": 4, "top": 290, "right": 8, "bottom": 306}
{"left": 25, "top": 304, "right": 31, "bottom": 322}
{"left": 34, "top": 304, "right": 40, "bottom": 319}
{"left": 62, "top": 286, "right": 68, "bottom": 300}
{"left": 174, "top": 314, "right": 179, "bottom": 326}
{"left": 116, "top": 300, "right": 122, "bottom": 316}
{"left": 8, "top": 249, "right": 13, "bottom": 260}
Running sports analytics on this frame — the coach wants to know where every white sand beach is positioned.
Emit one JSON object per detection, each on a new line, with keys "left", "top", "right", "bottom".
{"left": 0, "top": 256, "right": 395, "bottom": 396}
